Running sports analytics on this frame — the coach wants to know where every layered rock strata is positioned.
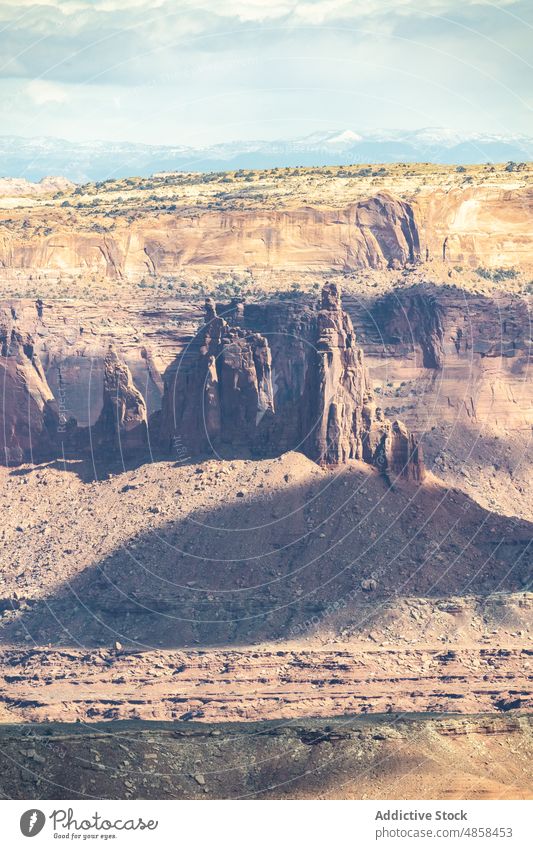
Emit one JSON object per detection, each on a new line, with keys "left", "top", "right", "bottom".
{"left": 0, "top": 191, "right": 421, "bottom": 276}
{"left": 2, "top": 185, "right": 532, "bottom": 276}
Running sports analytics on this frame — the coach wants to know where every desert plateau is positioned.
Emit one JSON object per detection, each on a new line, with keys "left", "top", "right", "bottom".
{"left": 0, "top": 158, "right": 530, "bottom": 801}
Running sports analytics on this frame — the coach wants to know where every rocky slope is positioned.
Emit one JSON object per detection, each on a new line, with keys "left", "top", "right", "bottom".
{"left": 0, "top": 453, "right": 530, "bottom": 722}
{"left": 0, "top": 715, "right": 531, "bottom": 800}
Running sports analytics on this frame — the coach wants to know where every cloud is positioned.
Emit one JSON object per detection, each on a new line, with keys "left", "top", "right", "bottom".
{"left": 26, "top": 80, "right": 68, "bottom": 104}
{"left": 0, "top": 0, "right": 525, "bottom": 28}
{"left": 0, "top": 0, "right": 531, "bottom": 145}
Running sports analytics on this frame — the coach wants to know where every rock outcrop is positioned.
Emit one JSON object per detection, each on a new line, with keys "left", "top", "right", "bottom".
{"left": 161, "top": 284, "right": 424, "bottom": 481}
{"left": 368, "top": 418, "right": 426, "bottom": 483}
{"left": 0, "top": 312, "right": 59, "bottom": 464}
{"left": 302, "top": 282, "right": 369, "bottom": 464}
{"left": 93, "top": 347, "right": 148, "bottom": 457}
{"left": 160, "top": 298, "right": 274, "bottom": 456}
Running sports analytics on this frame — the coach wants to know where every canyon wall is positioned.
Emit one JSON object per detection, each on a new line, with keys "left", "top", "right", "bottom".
{"left": 1, "top": 186, "right": 532, "bottom": 277}
{"left": 346, "top": 287, "right": 532, "bottom": 432}
{"left": 0, "top": 192, "right": 419, "bottom": 276}
{"left": 0, "top": 285, "right": 425, "bottom": 480}
{"left": 419, "top": 186, "right": 533, "bottom": 268}
{"left": 0, "top": 286, "right": 530, "bottom": 466}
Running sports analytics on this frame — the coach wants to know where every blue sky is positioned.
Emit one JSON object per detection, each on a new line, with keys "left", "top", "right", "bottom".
{"left": 1, "top": 0, "right": 532, "bottom": 145}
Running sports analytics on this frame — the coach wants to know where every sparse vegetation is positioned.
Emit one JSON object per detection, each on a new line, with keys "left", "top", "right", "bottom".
{"left": 475, "top": 266, "right": 519, "bottom": 283}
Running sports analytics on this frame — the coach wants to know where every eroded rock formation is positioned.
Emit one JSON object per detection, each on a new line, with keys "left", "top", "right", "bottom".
{"left": 160, "top": 298, "right": 274, "bottom": 455}
{"left": 0, "top": 311, "right": 59, "bottom": 464}
{"left": 161, "top": 284, "right": 424, "bottom": 481}
{"left": 93, "top": 347, "right": 148, "bottom": 457}
{"left": 3, "top": 185, "right": 532, "bottom": 279}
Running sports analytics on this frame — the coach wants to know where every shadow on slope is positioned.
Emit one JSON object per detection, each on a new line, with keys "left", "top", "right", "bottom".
{"left": 1, "top": 465, "right": 531, "bottom": 650}
{"left": 0, "top": 715, "right": 531, "bottom": 801}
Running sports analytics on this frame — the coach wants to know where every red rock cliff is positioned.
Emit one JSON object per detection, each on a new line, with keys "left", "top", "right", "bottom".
{"left": 160, "top": 284, "right": 424, "bottom": 481}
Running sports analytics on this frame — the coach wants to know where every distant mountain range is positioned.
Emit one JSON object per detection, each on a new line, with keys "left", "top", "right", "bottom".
{"left": 1, "top": 128, "right": 532, "bottom": 182}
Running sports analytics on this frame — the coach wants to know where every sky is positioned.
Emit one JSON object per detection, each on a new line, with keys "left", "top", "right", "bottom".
{"left": 0, "top": 0, "right": 532, "bottom": 146}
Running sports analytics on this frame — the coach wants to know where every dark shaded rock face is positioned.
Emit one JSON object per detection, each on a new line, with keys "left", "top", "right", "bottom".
{"left": 0, "top": 288, "right": 424, "bottom": 480}
{"left": 160, "top": 298, "right": 275, "bottom": 456}
{"left": 372, "top": 290, "right": 445, "bottom": 369}
{"left": 0, "top": 312, "right": 59, "bottom": 464}
{"left": 161, "top": 285, "right": 424, "bottom": 481}
{"left": 93, "top": 348, "right": 148, "bottom": 457}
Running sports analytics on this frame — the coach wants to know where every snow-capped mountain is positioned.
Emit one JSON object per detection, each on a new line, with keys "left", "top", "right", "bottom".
{"left": 0, "top": 128, "right": 531, "bottom": 182}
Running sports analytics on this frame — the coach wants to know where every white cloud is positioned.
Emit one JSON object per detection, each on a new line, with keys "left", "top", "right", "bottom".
{"left": 26, "top": 80, "right": 68, "bottom": 104}
{"left": 1, "top": 0, "right": 523, "bottom": 23}
{"left": 0, "top": 0, "right": 530, "bottom": 144}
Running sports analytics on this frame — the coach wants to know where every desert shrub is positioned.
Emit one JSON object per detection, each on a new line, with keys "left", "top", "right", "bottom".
{"left": 475, "top": 266, "right": 518, "bottom": 282}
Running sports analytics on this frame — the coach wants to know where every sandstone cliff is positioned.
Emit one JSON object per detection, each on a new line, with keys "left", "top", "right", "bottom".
{"left": 1, "top": 184, "right": 532, "bottom": 278}
{"left": 93, "top": 347, "right": 148, "bottom": 457}
{"left": 349, "top": 285, "right": 532, "bottom": 431}
{"left": 0, "top": 192, "right": 420, "bottom": 276}
{"left": 419, "top": 185, "right": 533, "bottom": 268}
{"left": 0, "top": 311, "right": 59, "bottom": 464}
{"left": 161, "top": 284, "right": 424, "bottom": 481}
